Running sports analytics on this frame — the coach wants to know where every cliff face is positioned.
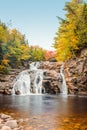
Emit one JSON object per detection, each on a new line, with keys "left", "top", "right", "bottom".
{"left": 40, "top": 62, "right": 63, "bottom": 94}
{"left": 65, "top": 48, "right": 87, "bottom": 95}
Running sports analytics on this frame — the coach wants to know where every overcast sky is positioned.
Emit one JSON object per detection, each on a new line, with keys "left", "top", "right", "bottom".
{"left": 0, "top": 0, "right": 71, "bottom": 50}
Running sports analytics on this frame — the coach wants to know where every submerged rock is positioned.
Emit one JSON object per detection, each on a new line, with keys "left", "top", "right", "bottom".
{"left": 0, "top": 113, "right": 24, "bottom": 130}
{"left": 1, "top": 126, "right": 11, "bottom": 130}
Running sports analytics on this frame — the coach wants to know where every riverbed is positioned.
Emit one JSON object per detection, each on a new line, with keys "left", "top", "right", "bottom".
{"left": 0, "top": 94, "right": 87, "bottom": 130}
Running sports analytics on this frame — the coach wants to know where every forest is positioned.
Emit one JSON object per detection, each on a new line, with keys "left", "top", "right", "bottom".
{"left": 0, "top": 22, "right": 56, "bottom": 73}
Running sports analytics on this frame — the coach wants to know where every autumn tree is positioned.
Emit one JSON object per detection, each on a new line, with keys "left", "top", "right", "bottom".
{"left": 45, "top": 51, "right": 56, "bottom": 61}
{"left": 75, "top": 3, "right": 87, "bottom": 49}
{"left": 29, "top": 46, "right": 46, "bottom": 61}
{"left": 54, "top": 0, "right": 86, "bottom": 61}
{"left": 0, "top": 21, "right": 30, "bottom": 72}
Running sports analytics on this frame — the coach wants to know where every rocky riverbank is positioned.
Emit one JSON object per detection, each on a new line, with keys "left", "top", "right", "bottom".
{"left": 0, "top": 113, "right": 41, "bottom": 130}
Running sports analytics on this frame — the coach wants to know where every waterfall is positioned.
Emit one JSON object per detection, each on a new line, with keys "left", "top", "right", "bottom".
{"left": 60, "top": 64, "right": 68, "bottom": 95}
{"left": 12, "top": 70, "right": 31, "bottom": 95}
{"left": 12, "top": 62, "right": 68, "bottom": 95}
{"left": 12, "top": 62, "right": 44, "bottom": 95}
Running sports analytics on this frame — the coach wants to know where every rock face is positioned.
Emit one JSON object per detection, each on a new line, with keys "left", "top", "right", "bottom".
{"left": 40, "top": 62, "right": 63, "bottom": 94}
{"left": 65, "top": 48, "right": 87, "bottom": 95}
{"left": 0, "top": 68, "right": 25, "bottom": 95}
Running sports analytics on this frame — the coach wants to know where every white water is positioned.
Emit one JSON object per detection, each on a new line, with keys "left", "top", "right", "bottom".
{"left": 12, "top": 62, "right": 44, "bottom": 95}
{"left": 60, "top": 64, "right": 68, "bottom": 95}
{"left": 12, "top": 70, "right": 31, "bottom": 95}
{"left": 12, "top": 62, "right": 68, "bottom": 95}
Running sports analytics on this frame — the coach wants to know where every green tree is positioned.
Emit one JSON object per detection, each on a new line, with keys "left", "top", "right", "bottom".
{"left": 29, "top": 46, "right": 46, "bottom": 61}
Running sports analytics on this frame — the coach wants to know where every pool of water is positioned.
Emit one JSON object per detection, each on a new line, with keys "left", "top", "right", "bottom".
{"left": 0, "top": 94, "right": 87, "bottom": 130}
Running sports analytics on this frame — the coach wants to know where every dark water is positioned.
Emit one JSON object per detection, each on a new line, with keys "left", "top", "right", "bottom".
{"left": 0, "top": 94, "right": 87, "bottom": 130}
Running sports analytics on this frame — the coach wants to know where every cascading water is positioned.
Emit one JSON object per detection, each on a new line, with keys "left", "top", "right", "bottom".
{"left": 12, "top": 62, "right": 68, "bottom": 95}
{"left": 60, "top": 64, "right": 68, "bottom": 94}
{"left": 12, "top": 62, "right": 44, "bottom": 95}
{"left": 12, "top": 70, "right": 31, "bottom": 95}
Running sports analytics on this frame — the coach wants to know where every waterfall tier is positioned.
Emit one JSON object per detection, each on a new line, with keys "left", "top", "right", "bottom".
{"left": 12, "top": 62, "right": 44, "bottom": 95}
{"left": 60, "top": 64, "right": 68, "bottom": 94}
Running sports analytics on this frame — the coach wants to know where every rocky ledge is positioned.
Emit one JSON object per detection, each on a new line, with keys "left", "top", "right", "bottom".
{"left": 0, "top": 68, "right": 23, "bottom": 95}
{"left": 0, "top": 62, "right": 64, "bottom": 95}
{"left": 40, "top": 61, "right": 63, "bottom": 94}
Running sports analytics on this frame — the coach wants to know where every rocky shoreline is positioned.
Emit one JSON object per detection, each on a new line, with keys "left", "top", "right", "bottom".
{"left": 0, "top": 112, "right": 87, "bottom": 130}
{"left": 0, "top": 113, "right": 30, "bottom": 130}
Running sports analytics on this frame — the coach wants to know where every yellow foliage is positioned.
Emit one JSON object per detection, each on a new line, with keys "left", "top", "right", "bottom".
{"left": 0, "top": 65, "right": 4, "bottom": 70}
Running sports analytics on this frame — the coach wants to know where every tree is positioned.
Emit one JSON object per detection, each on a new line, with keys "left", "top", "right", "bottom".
{"left": 45, "top": 51, "right": 56, "bottom": 61}
{"left": 29, "top": 46, "right": 46, "bottom": 61}
{"left": 75, "top": 3, "right": 87, "bottom": 49}
{"left": 0, "top": 20, "right": 30, "bottom": 70}
{"left": 0, "top": 43, "right": 3, "bottom": 64}
{"left": 53, "top": 0, "right": 86, "bottom": 61}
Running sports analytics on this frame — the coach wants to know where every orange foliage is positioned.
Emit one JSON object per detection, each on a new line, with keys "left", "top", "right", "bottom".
{"left": 2, "top": 59, "right": 9, "bottom": 66}
{"left": 45, "top": 51, "right": 56, "bottom": 61}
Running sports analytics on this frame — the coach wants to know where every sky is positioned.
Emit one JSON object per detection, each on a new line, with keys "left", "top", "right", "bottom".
{"left": 0, "top": 0, "right": 71, "bottom": 50}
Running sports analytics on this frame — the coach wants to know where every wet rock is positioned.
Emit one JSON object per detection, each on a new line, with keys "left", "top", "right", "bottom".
{"left": 0, "top": 113, "right": 25, "bottom": 130}
{"left": 42, "top": 64, "right": 63, "bottom": 94}
{"left": 0, "top": 119, "right": 3, "bottom": 124}
{"left": 0, "top": 126, "right": 11, "bottom": 130}
{"left": 24, "top": 126, "right": 33, "bottom": 130}
{"left": 0, "top": 114, "right": 11, "bottom": 120}
{"left": 5, "top": 120, "right": 18, "bottom": 129}
{"left": 0, "top": 68, "right": 25, "bottom": 95}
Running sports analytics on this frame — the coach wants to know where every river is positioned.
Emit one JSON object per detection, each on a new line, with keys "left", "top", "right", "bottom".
{"left": 0, "top": 94, "right": 87, "bottom": 130}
